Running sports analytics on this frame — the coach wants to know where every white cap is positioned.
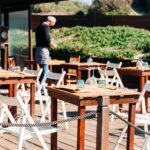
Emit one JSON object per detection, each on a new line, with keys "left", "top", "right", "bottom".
{"left": 47, "top": 16, "right": 56, "bottom": 24}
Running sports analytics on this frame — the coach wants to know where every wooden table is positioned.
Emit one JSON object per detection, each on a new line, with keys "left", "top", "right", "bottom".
{"left": 47, "top": 85, "right": 139, "bottom": 150}
{"left": 48, "top": 59, "right": 65, "bottom": 71}
{"left": 118, "top": 67, "right": 150, "bottom": 111}
{"left": 61, "top": 62, "right": 106, "bottom": 83}
{"left": 24, "top": 59, "right": 65, "bottom": 71}
{"left": 0, "top": 69, "right": 36, "bottom": 117}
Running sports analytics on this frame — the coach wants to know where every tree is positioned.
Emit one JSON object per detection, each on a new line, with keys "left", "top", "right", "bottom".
{"left": 92, "top": 0, "right": 133, "bottom": 14}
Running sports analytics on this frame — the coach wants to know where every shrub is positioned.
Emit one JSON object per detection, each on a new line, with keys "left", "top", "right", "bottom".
{"left": 32, "top": 26, "right": 150, "bottom": 61}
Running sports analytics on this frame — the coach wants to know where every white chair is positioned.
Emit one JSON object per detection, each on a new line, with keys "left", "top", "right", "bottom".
{"left": 98, "top": 67, "right": 124, "bottom": 122}
{"left": 19, "top": 69, "right": 68, "bottom": 128}
{"left": 114, "top": 80, "right": 150, "bottom": 150}
{"left": 98, "top": 67, "right": 124, "bottom": 87}
{"left": 17, "top": 67, "right": 50, "bottom": 116}
{"left": 0, "top": 94, "right": 59, "bottom": 150}
{"left": 98, "top": 61, "right": 122, "bottom": 85}
{"left": 38, "top": 71, "right": 69, "bottom": 130}
{"left": 17, "top": 67, "right": 50, "bottom": 117}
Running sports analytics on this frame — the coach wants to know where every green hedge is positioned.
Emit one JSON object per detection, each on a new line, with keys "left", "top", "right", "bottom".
{"left": 32, "top": 26, "right": 150, "bottom": 61}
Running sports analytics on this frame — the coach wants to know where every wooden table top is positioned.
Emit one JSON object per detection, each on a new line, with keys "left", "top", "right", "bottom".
{"left": 49, "top": 59, "right": 65, "bottom": 65}
{"left": 0, "top": 69, "right": 37, "bottom": 78}
{"left": 118, "top": 66, "right": 150, "bottom": 71}
{"left": 61, "top": 62, "right": 106, "bottom": 67}
{"left": 118, "top": 67, "right": 150, "bottom": 76}
{"left": 24, "top": 59, "right": 65, "bottom": 66}
{"left": 47, "top": 85, "right": 140, "bottom": 101}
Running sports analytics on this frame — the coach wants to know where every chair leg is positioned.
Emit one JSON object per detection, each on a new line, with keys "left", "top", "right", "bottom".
{"left": 61, "top": 101, "right": 68, "bottom": 130}
{"left": 18, "top": 117, "right": 26, "bottom": 150}
{"left": 114, "top": 124, "right": 128, "bottom": 150}
{"left": 141, "top": 135, "right": 150, "bottom": 150}
{"left": 39, "top": 100, "right": 44, "bottom": 115}
{"left": 40, "top": 100, "right": 51, "bottom": 122}
{"left": 25, "top": 113, "right": 49, "bottom": 150}
{"left": 46, "top": 99, "right": 51, "bottom": 121}
{"left": 144, "top": 124, "right": 148, "bottom": 138}
{"left": 110, "top": 105, "right": 117, "bottom": 122}
{"left": 0, "top": 109, "right": 5, "bottom": 137}
{"left": 24, "top": 141, "right": 30, "bottom": 150}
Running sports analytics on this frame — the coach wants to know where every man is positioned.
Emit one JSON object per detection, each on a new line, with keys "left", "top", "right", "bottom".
{"left": 35, "top": 16, "right": 57, "bottom": 93}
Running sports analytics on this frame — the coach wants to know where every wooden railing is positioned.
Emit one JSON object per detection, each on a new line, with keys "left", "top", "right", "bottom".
{"left": 32, "top": 14, "right": 150, "bottom": 31}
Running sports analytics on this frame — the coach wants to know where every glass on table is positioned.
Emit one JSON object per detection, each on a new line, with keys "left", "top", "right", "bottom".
{"left": 97, "top": 79, "right": 106, "bottom": 88}
{"left": 13, "top": 66, "right": 21, "bottom": 73}
{"left": 77, "top": 79, "right": 85, "bottom": 88}
{"left": 85, "top": 67, "right": 97, "bottom": 85}
{"left": 8, "top": 66, "right": 21, "bottom": 72}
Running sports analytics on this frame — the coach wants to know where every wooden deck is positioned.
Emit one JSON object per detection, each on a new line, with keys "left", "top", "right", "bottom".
{"left": 0, "top": 102, "right": 147, "bottom": 150}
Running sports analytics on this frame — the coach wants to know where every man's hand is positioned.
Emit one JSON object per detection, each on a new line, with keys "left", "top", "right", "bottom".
{"left": 50, "top": 40, "right": 57, "bottom": 48}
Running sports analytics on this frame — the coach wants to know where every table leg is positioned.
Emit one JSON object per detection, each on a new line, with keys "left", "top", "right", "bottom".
{"left": 51, "top": 97, "right": 57, "bottom": 150}
{"left": 9, "top": 84, "right": 17, "bottom": 117}
{"left": 30, "top": 83, "right": 35, "bottom": 117}
{"left": 87, "top": 68, "right": 90, "bottom": 79}
{"left": 77, "top": 106, "right": 85, "bottom": 150}
{"left": 139, "top": 76, "right": 145, "bottom": 91}
{"left": 144, "top": 76, "right": 148, "bottom": 112}
{"left": 49, "top": 65, "right": 52, "bottom": 71}
{"left": 127, "top": 102, "right": 136, "bottom": 150}
{"left": 77, "top": 69, "right": 81, "bottom": 80}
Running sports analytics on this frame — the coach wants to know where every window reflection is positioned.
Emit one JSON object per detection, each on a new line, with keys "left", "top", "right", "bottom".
{"left": 9, "top": 10, "right": 29, "bottom": 68}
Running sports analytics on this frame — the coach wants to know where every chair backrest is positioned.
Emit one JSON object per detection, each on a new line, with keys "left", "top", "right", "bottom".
{"left": 69, "top": 55, "right": 80, "bottom": 63}
{"left": 37, "top": 71, "right": 66, "bottom": 95}
{"left": 136, "top": 80, "right": 150, "bottom": 113}
{"left": 23, "top": 67, "right": 43, "bottom": 87}
{"left": 98, "top": 67, "right": 124, "bottom": 88}
{"left": 23, "top": 67, "right": 42, "bottom": 77}
{"left": 106, "top": 68, "right": 124, "bottom": 87}
{"left": 105, "top": 61, "right": 122, "bottom": 70}
{"left": 97, "top": 61, "right": 123, "bottom": 88}
{"left": 0, "top": 94, "right": 30, "bottom": 126}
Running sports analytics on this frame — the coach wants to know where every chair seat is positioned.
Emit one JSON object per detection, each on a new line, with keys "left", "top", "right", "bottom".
{"left": 19, "top": 91, "right": 50, "bottom": 100}
{"left": 1, "top": 122, "right": 59, "bottom": 139}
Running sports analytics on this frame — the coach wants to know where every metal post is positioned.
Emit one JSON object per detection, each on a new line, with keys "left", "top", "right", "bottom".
{"left": 96, "top": 96, "right": 110, "bottom": 150}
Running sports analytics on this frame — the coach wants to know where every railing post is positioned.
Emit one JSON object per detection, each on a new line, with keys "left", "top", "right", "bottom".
{"left": 96, "top": 96, "right": 110, "bottom": 150}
